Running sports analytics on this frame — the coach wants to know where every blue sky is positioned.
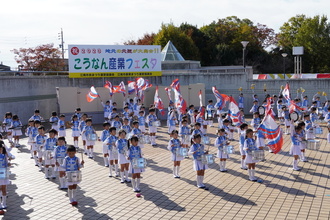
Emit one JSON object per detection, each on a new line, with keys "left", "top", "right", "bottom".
{"left": 1, "top": 0, "right": 328, "bottom": 69}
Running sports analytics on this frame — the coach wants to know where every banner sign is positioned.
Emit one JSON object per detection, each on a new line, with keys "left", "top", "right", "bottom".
{"left": 68, "top": 45, "right": 162, "bottom": 78}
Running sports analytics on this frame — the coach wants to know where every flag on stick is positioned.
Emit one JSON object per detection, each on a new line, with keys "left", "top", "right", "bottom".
{"left": 164, "top": 87, "right": 172, "bottom": 102}
{"left": 282, "top": 82, "right": 290, "bottom": 101}
{"left": 228, "top": 96, "right": 242, "bottom": 126}
{"left": 170, "top": 78, "right": 180, "bottom": 92}
{"left": 86, "top": 86, "right": 99, "bottom": 102}
{"left": 212, "top": 86, "right": 229, "bottom": 110}
{"left": 258, "top": 109, "right": 283, "bottom": 154}
{"left": 198, "top": 90, "right": 203, "bottom": 107}
{"left": 128, "top": 81, "right": 137, "bottom": 95}
{"left": 104, "top": 81, "right": 114, "bottom": 97}
{"left": 154, "top": 86, "right": 165, "bottom": 115}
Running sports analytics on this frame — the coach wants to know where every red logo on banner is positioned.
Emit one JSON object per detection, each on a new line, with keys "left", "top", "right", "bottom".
{"left": 71, "top": 47, "right": 79, "bottom": 55}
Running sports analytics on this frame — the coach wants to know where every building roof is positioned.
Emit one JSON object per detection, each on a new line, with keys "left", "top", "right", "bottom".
{"left": 161, "top": 41, "right": 185, "bottom": 61}
{"left": 0, "top": 63, "right": 10, "bottom": 71}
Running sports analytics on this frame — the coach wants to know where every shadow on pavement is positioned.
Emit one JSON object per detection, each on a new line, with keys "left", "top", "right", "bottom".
{"left": 3, "top": 184, "right": 33, "bottom": 219}
{"left": 147, "top": 159, "right": 172, "bottom": 174}
{"left": 74, "top": 188, "right": 113, "bottom": 220}
{"left": 139, "top": 183, "right": 186, "bottom": 212}
{"left": 180, "top": 177, "right": 257, "bottom": 206}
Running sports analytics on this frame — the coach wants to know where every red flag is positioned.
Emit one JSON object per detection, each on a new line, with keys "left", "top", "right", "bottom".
{"left": 289, "top": 100, "right": 304, "bottom": 113}
{"left": 212, "top": 86, "right": 229, "bottom": 110}
{"left": 136, "top": 78, "right": 151, "bottom": 91}
{"left": 154, "top": 86, "right": 165, "bottom": 115}
{"left": 112, "top": 81, "right": 126, "bottom": 96}
{"left": 198, "top": 106, "right": 205, "bottom": 118}
{"left": 104, "top": 81, "right": 113, "bottom": 97}
{"left": 127, "top": 81, "right": 137, "bottom": 95}
{"left": 282, "top": 82, "right": 290, "bottom": 101}
{"left": 164, "top": 87, "right": 172, "bottom": 102}
{"left": 258, "top": 111, "right": 283, "bottom": 154}
{"left": 170, "top": 79, "right": 180, "bottom": 92}
{"left": 228, "top": 96, "right": 242, "bottom": 126}
{"left": 86, "top": 86, "right": 99, "bottom": 102}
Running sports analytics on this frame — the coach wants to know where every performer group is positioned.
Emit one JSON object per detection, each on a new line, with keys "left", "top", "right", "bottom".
{"left": 1, "top": 79, "right": 329, "bottom": 209}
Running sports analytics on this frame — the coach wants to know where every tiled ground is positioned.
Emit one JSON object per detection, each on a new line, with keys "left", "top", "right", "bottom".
{"left": 2, "top": 120, "right": 330, "bottom": 219}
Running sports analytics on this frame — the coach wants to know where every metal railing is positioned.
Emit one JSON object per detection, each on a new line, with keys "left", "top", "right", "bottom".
{"left": 0, "top": 71, "right": 69, "bottom": 77}
{"left": 0, "top": 66, "right": 252, "bottom": 77}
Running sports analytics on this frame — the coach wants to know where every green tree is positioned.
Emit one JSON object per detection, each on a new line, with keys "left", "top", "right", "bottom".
{"left": 179, "top": 23, "right": 209, "bottom": 65}
{"left": 153, "top": 23, "right": 200, "bottom": 60}
{"left": 200, "top": 16, "right": 276, "bottom": 68}
{"left": 278, "top": 15, "right": 330, "bottom": 73}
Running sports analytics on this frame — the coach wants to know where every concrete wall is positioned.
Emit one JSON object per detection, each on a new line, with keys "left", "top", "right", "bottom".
{"left": 1, "top": 66, "right": 329, "bottom": 124}
{"left": 162, "top": 61, "right": 201, "bottom": 70}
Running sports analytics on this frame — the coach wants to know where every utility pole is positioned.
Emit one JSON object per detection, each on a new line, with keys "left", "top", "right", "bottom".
{"left": 58, "top": 28, "right": 64, "bottom": 59}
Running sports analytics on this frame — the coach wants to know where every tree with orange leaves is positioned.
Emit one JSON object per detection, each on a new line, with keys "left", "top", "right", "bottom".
{"left": 12, "top": 43, "right": 66, "bottom": 71}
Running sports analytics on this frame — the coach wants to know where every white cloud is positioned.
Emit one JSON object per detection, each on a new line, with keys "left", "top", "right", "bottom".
{"left": 1, "top": 0, "right": 329, "bottom": 69}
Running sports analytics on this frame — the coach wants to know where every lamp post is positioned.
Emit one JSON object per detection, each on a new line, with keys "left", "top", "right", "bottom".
{"left": 282, "top": 53, "right": 288, "bottom": 79}
{"left": 241, "top": 41, "right": 249, "bottom": 69}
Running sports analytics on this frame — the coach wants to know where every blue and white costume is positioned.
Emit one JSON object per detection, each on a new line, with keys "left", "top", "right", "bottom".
{"left": 49, "top": 116, "right": 59, "bottom": 131}
{"left": 133, "top": 103, "right": 141, "bottom": 116}
{"left": 277, "top": 102, "right": 283, "bottom": 118}
{"left": 29, "top": 115, "right": 43, "bottom": 122}
{"left": 250, "top": 117, "right": 260, "bottom": 131}
{"left": 138, "top": 115, "right": 146, "bottom": 133}
{"left": 205, "top": 104, "right": 215, "bottom": 126}
{"left": 299, "top": 130, "right": 306, "bottom": 150}
{"left": 100, "top": 129, "right": 110, "bottom": 154}
{"left": 180, "top": 125, "right": 190, "bottom": 145}
{"left": 131, "top": 128, "right": 144, "bottom": 148}
{"left": 112, "top": 120, "right": 122, "bottom": 132}
{"left": 2, "top": 118, "right": 12, "bottom": 133}
{"left": 44, "top": 137, "right": 57, "bottom": 165}
{"left": 256, "top": 130, "right": 265, "bottom": 148}
{"left": 116, "top": 138, "right": 129, "bottom": 164}
{"left": 104, "top": 135, "right": 118, "bottom": 160}
{"left": 147, "top": 114, "right": 157, "bottom": 133}
{"left": 239, "top": 130, "right": 246, "bottom": 156}
{"left": 168, "top": 111, "right": 177, "bottom": 134}
{"left": 10, "top": 120, "right": 22, "bottom": 136}
{"left": 101, "top": 101, "right": 112, "bottom": 119}
{"left": 310, "top": 112, "right": 319, "bottom": 127}
{"left": 304, "top": 119, "right": 315, "bottom": 139}
{"left": 26, "top": 126, "right": 38, "bottom": 146}
{"left": 214, "top": 135, "right": 229, "bottom": 159}
{"left": 122, "top": 125, "right": 132, "bottom": 134}
{"left": 0, "top": 154, "right": 10, "bottom": 185}
{"left": 244, "top": 138, "right": 259, "bottom": 164}
{"left": 167, "top": 138, "right": 184, "bottom": 161}
{"left": 82, "top": 125, "right": 96, "bottom": 146}
{"left": 128, "top": 145, "right": 145, "bottom": 174}
{"left": 249, "top": 104, "right": 258, "bottom": 114}
{"left": 58, "top": 120, "right": 66, "bottom": 137}
{"left": 35, "top": 134, "right": 47, "bottom": 158}
{"left": 71, "top": 120, "right": 80, "bottom": 137}
{"left": 79, "top": 120, "right": 86, "bottom": 141}
{"left": 54, "top": 145, "right": 67, "bottom": 171}
{"left": 188, "top": 143, "right": 208, "bottom": 171}
{"left": 282, "top": 110, "right": 291, "bottom": 127}
{"left": 290, "top": 133, "right": 301, "bottom": 156}
{"left": 325, "top": 112, "right": 330, "bottom": 143}
{"left": 62, "top": 156, "right": 82, "bottom": 185}
{"left": 238, "top": 96, "right": 244, "bottom": 109}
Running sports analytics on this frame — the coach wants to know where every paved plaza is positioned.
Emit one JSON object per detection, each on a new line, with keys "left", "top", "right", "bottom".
{"left": 2, "top": 120, "right": 330, "bottom": 219}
